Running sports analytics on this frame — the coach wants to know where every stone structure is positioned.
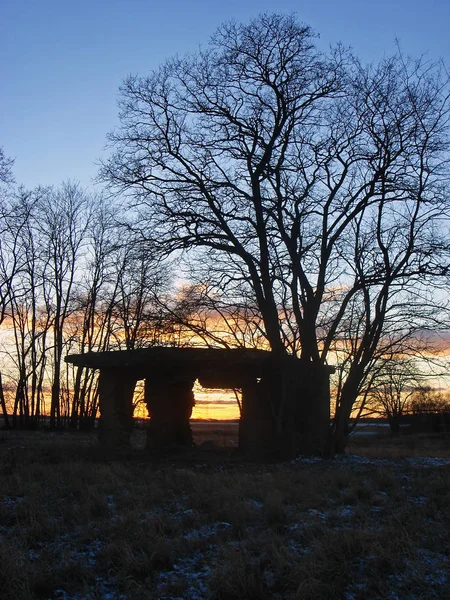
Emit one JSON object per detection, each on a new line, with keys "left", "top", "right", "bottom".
{"left": 65, "top": 347, "right": 334, "bottom": 457}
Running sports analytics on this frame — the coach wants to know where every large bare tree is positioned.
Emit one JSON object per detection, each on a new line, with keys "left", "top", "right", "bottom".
{"left": 102, "top": 14, "right": 450, "bottom": 453}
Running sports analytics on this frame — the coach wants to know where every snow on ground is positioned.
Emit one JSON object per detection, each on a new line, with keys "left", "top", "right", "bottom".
{"left": 2, "top": 445, "right": 449, "bottom": 600}
{"left": 293, "top": 453, "right": 450, "bottom": 469}
{"left": 153, "top": 550, "right": 212, "bottom": 600}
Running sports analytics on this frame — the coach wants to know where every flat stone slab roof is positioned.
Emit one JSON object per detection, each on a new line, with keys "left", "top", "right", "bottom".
{"left": 65, "top": 347, "right": 334, "bottom": 387}
{"left": 66, "top": 346, "right": 270, "bottom": 367}
{"left": 65, "top": 347, "right": 272, "bottom": 384}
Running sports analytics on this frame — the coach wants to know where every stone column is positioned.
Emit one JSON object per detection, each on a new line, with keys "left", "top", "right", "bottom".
{"left": 239, "top": 359, "right": 332, "bottom": 458}
{"left": 145, "top": 376, "right": 195, "bottom": 449}
{"left": 97, "top": 368, "right": 137, "bottom": 447}
{"left": 269, "top": 359, "right": 331, "bottom": 457}
{"left": 293, "top": 362, "right": 331, "bottom": 456}
{"left": 238, "top": 379, "right": 274, "bottom": 457}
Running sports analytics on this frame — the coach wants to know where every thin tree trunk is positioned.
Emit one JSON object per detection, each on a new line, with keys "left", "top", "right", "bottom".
{"left": 0, "top": 372, "right": 10, "bottom": 429}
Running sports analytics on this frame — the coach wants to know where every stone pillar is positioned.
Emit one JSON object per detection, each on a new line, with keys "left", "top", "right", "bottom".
{"left": 239, "top": 359, "right": 332, "bottom": 459}
{"left": 145, "top": 376, "right": 195, "bottom": 449}
{"left": 97, "top": 368, "right": 137, "bottom": 447}
{"left": 238, "top": 379, "right": 274, "bottom": 458}
{"left": 287, "top": 361, "right": 331, "bottom": 456}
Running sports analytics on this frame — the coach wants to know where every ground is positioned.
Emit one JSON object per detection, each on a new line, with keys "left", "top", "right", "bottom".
{"left": 0, "top": 423, "right": 449, "bottom": 599}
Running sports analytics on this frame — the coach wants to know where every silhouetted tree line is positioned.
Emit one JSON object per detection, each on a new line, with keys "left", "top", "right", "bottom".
{"left": 349, "top": 353, "right": 450, "bottom": 433}
{"left": 2, "top": 14, "right": 450, "bottom": 453}
{"left": 0, "top": 172, "right": 184, "bottom": 429}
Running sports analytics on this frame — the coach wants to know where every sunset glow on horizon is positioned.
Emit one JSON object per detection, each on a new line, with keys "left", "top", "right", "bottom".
{"left": 191, "top": 386, "right": 241, "bottom": 420}
{"left": 133, "top": 383, "right": 241, "bottom": 421}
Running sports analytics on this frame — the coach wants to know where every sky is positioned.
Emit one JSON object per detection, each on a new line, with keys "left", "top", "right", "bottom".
{"left": 1, "top": 0, "right": 450, "bottom": 191}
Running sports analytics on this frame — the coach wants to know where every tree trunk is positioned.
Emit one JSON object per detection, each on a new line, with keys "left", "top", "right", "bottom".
{"left": 387, "top": 415, "right": 400, "bottom": 434}
{"left": 327, "top": 370, "right": 363, "bottom": 456}
{"left": 50, "top": 330, "right": 63, "bottom": 429}
{"left": 0, "top": 372, "right": 10, "bottom": 429}
{"left": 70, "top": 367, "right": 83, "bottom": 429}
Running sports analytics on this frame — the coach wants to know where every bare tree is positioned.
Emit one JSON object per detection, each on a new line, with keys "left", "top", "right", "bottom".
{"left": 65, "top": 196, "right": 118, "bottom": 428}
{"left": 361, "top": 353, "right": 420, "bottom": 433}
{"left": 0, "top": 147, "right": 16, "bottom": 324}
{"left": 0, "top": 183, "right": 90, "bottom": 428}
{"left": 34, "top": 182, "right": 89, "bottom": 427}
{"left": 162, "top": 279, "right": 268, "bottom": 349}
{"left": 2, "top": 179, "right": 173, "bottom": 430}
{"left": 409, "top": 386, "right": 450, "bottom": 414}
{"left": 108, "top": 237, "right": 172, "bottom": 350}
{"left": 4, "top": 190, "right": 52, "bottom": 427}
{"left": 102, "top": 14, "right": 450, "bottom": 454}
{"left": 0, "top": 147, "right": 14, "bottom": 186}
{"left": 65, "top": 203, "right": 174, "bottom": 427}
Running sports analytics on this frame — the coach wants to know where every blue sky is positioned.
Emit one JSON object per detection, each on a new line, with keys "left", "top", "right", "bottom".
{"left": 2, "top": 0, "right": 449, "bottom": 190}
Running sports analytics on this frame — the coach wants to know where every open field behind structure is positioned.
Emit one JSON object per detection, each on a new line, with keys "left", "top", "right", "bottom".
{"left": 191, "top": 421, "right": 239, "bottom": 449}
{"left": 0, "top": 429, "right": 449, "bottom": 600}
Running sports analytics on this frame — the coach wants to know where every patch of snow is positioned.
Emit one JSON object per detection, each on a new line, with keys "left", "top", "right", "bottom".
{"left": 336, "top": 505, "right": 355, "bottom": 518}
{"left": 263, "top": 569, "right": 276, "bottom": 588}
{"left": 291, "top": 455, "right": 324, "bottom": 464}
{"left": 32, "top": 536, "right": 103, "bottom": 570}
{"left": 409, "top": 495, "right": 428, "bottom": 505}
{"left": 245, "top": 498, "right": 264, "bottom": 510}
{"left": 284, "top": 539, "right": 310, "bottom": 555}
{"left": 48, "top": 576, "right": 128, "bottom": 600}
{"left": 417, "top": 548, "right": 449, "bottom": 586}
{"left": 335, "top": 454, "right": 386, "bottom": 468}
{"left": 425, "top": 568, "right": 448, "bottom": 586}
{"left": 369, "top": 506, "right": 383, "bottom": 513}
{"left": 184, "top": 521, "right": 231, "bottom": 541}
{"left": 2, "top": 495, "right": 24, "bottom": 505}
{"left": 290, "top": 453, "right": 450, "bottom": 470}
{"left": 343, "top": 558, "right": 370, "bottom": 599}
{"left": 405, "top": 456, "right": 450, "bottom": 468}
{"left": 307, "top": 508, "right": 328, "bottom": 521}
{"left": 92, "top": 577, "right": 128, "bottom": 600}
{"left": 0, "top": 524, "right": 11, "bottom": 534}
{"left": 154, "top": 550, "right": 211, "bottom": 600}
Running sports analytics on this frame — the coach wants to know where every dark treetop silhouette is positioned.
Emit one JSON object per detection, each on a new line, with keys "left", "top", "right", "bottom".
{"left": 101, "top": 14, "right": 450, "bottom": 454}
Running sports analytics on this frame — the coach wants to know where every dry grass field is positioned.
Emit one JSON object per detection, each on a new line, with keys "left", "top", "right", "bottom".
{"left": 0, "top": 424, "right": 449, "bottom": 599}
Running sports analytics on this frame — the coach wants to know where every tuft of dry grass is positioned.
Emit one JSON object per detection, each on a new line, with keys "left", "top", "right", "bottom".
{"left": 0, "top": 429, "right": 449, "bottom": 599}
